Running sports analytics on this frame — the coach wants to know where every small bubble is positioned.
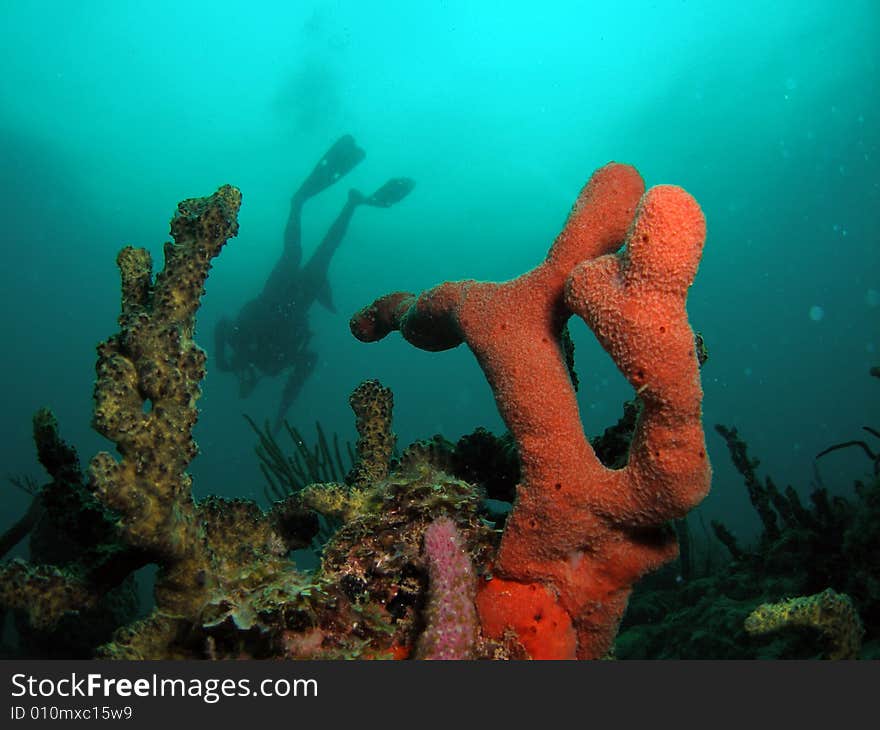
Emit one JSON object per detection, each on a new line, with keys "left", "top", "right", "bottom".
{"left": 866, "top": 289, "right": 879, "bottom": 307}
{"left": 809, "top": 305, "right": 825, "bottom": 322}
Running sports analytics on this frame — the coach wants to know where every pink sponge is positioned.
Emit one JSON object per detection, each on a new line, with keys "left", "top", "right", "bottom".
{"left": 415, "top": 517, "right": 478, "bottom": 660}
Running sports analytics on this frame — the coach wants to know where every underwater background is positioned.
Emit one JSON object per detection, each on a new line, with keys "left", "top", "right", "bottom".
{"left": 0, "top": 1, "right": 878, "bottom": 652}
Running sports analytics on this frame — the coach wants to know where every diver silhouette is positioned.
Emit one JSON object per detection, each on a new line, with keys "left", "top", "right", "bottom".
{"left": 214, "top": 134, "right": 414, "bottom": 431}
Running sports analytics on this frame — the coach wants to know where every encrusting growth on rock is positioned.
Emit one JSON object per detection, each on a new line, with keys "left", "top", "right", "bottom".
{"left": 745, "top": 588, "right": 864, "bottom": 659}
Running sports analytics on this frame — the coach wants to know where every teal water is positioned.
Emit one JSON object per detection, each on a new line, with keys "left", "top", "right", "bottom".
{"left": 1, "top": 0, "right": 877, "bottom": 547}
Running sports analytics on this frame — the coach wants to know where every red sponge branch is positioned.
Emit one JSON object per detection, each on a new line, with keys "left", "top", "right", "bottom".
{"left": 350, "top": 163, "right": 711, "bottom": 659}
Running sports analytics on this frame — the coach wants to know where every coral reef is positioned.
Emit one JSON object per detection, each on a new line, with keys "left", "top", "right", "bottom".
{"left": 351, "top": 163, "right": 711, "bottom": 658}
{"left": 0, "top": 185, "right": 496, "bottom": 660}
{"left": 4, "top": 169, "right": 870, "bottom": 662}
{"left": 2, "top": 164, "right": 719, "bottom": 660}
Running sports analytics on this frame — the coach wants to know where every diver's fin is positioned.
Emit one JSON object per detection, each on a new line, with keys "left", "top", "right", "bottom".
{"left": 363, "top": 177, "right": 416, "bottom": 208}
{"left": 297, "top": 134, "right": 366, "bottom": 199}
{"left": 315, "top": 279, "right": 336, "bottom": 313}
{"left": 348, "top": 188, "right": 367, "bottom": 205}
